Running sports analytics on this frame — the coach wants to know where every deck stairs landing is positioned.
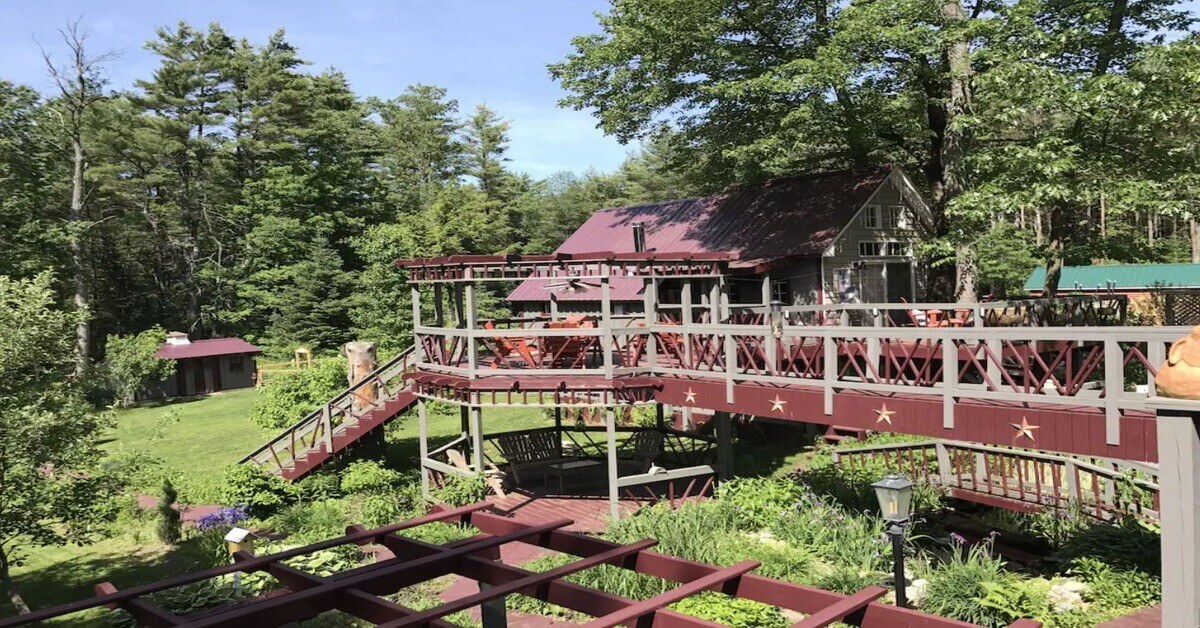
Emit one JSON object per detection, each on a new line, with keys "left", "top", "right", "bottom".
{"left": 240, "top": 346, "right": 419, "bottom": 480}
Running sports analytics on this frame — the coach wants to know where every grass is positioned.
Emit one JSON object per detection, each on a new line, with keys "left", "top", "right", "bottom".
{"left": 5, "top": 529, "right": 208, "bottom": 624}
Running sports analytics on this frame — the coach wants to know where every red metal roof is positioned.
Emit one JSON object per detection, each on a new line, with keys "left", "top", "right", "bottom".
{"left": 509, "top": 165, "right": 896, "bottom": 302}
{"left": 154, "top": 338, "right": 261, "bottom": 360}
{"left": 507, "top": 276, "right": 646, "bottom": 302}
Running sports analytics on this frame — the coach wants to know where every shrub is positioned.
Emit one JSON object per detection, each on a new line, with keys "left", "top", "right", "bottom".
{"left": 717, "top": 476, "right": 805, "bottom": 530}
{"left": 1069, "top": 557, "right": 1160, "bottom": 613}
{"left": 250, "top": 358, "right": 347, "bottom": 430}
{"left": 267, "top": 500, "right": 350, "bottom": 543}
{"left": 1051, "top": 517, "right": 1160, "bottom": 575}
{"left": 102, "top": 326, "right": 175, "bottom": 406}
{"left": 358, "top": 493, "right": 407, "bottom": 528}
{"left": 671, "top": 592, "right": 789, "bottom": 627}
{"left": 341, "top": 460, "right": 401, "bottom": 495}
{"left": 295, "top": 471, "right": 343, "bottom": 501}
{"left": 921, "top": 540, "right": 1012, "bottom": 626}
{"left": 218, "top": 464, "right": 296, "bottom": 517}
{"left": 156, "top": 479, "right": 182, "bottom": 545}
{"left": 432, "top": 474, "right": 488, "bottom": 507}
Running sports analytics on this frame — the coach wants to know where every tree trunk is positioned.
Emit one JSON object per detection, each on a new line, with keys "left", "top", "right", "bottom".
{"left": 1044, "top": 201, "right": 1071, "bottom": 296}
{"left": 0, "top": 547, "right": 30, "bottom": 615}
{"left": 70, "top": 136, "right": 89, "bottom": 378}
{"left": 942, "top": 0, "right": 975, "bottom": 302}
{"left": 1190, "top": 217, "right": 1200, "bottom": 263}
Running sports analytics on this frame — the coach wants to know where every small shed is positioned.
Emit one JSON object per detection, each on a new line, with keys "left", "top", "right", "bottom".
{"left": 150, "top": 332, "right": 261, "bottom": 398}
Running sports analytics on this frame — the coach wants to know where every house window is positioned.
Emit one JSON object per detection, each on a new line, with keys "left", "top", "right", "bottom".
{"left": 887, "top": 205, "right": 909, "bottom": 229}
{"left": 229, "top": 356, "right": 244, "bottom": 372}
{"left": 861, "top": 205, "right": 881, "bottom": 229}
{"left": 770, "top": 279, "right": 789, "bottom": 304}
{"left": 859, "top": 241, "right": 908, "bottom": 257}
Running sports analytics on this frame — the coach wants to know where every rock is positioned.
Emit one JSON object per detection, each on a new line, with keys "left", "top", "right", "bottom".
{"left": 1157, "top": 327, "right": 1200, "bottom": 399}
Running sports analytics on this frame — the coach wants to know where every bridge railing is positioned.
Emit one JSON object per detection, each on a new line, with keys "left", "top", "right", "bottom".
{"left": 832, "top": 439, "right": 1160, "bottom": 521}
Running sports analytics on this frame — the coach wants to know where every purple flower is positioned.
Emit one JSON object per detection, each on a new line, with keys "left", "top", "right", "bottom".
{"left": 949, "top": 532, "right": 967, "bottom": 546}
{"left": 197, "top": 506, "right": 249, "bottom": 530}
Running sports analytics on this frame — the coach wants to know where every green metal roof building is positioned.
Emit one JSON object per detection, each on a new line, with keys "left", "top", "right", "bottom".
{"left": 1025, "top": 263, "right": 1200, "bottom": 294}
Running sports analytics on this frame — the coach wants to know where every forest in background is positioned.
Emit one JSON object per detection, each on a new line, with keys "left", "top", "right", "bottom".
{"left": 0, "top": 0, "right": 1198, "bottom": 366}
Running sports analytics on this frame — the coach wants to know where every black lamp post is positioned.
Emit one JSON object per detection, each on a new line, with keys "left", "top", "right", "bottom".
{"left": 872, "top": 473, "right": 914, "bottom": 608}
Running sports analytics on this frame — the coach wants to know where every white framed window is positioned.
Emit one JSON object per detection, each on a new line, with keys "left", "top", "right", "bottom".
{"left": 859, "top": 241, "right": 882, "bottom": 256}
{"left": 887, "top": 205, "right": 909, "bottom": 229}
{"left": 861, "top": 205, "right": 881, "bottom": 229}
{"left": 859, "top": 241, "right": 908, "bottom": 257}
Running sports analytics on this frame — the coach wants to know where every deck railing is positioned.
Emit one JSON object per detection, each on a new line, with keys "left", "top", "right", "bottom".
{"left": 413, "top": 314, "right": 1180, "bottom": 442}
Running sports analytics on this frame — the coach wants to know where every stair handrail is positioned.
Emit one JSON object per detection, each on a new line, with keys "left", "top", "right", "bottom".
{"left": 240, "top": 345, "right": 417, "bottom": 469}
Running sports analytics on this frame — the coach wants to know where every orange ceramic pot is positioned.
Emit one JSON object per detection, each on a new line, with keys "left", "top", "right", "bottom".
{"left": 1157, "top": 326, "right": 1200, "bottom": 399}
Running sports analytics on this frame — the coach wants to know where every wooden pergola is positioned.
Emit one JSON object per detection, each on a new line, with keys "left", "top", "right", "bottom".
{"left": 0, "top": 503, "right": 1038, "bottom": 627}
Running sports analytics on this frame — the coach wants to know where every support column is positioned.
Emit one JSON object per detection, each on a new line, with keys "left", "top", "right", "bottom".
{"left": 1155, "top": 400, "right": 1200, "bottom": 627}
{"left": 554, "top": 406, "right": 564, "bottom": 459}
{"left": 606, "top": 408, "right": 620, "bottom": 520}
{"left": 418, "top": 400, "right": 430, "bottom": 499}
{"left": 470, "top": 405, "right": 485, "bottom": 473}
{"left": 715, "top": 411, "right": 733, "bottom": 481}
{"left": 479, "top": 582, "right": 507, "bottom": 628}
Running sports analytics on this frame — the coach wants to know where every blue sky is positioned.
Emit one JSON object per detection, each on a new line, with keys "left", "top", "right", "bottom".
{"left": 0, "top": 0, "right": 631, "bottom": 178}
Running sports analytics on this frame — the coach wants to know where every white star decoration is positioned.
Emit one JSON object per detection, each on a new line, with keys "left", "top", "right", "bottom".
{"left": 684, "top": 387, "right": 697, "bottom": 403}
{"left": 1012, "top": 417, "right": 1040, "bottom": 441}
{"left": 874, "top": 404, "right": 896, "bottom": 425}
{"left": 769, "top": 394, "right": 787, "bottom": 412}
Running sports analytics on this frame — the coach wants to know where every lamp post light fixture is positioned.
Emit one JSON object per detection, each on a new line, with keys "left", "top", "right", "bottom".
{"left": 769, "top": 300, "right": 784, "bottom": 339}
{"left": 871, "top": 473, "right": 914, "bottom": 608}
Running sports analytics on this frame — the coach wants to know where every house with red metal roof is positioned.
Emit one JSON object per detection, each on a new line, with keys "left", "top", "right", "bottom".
{"left": 508, "top": 164, "right": 930, "bottom": 314}
{"left": 148, "top": 331, "right": 262, "bottom": 398}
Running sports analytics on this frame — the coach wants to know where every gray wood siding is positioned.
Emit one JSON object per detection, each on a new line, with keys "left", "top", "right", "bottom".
{"left": 821, "top": 179, "right": 920, "bottom": 303}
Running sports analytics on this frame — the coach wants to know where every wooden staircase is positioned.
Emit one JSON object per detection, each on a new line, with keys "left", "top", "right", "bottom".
{"left": 240, "top": 346, "right": 419, "bottom": 480}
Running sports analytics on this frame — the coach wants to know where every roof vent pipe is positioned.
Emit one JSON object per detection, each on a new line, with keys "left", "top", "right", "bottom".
{"left": 632, "top": 222, "right": 646, "bottom": 253}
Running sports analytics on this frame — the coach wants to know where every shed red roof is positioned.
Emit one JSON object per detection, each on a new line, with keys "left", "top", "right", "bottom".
{"left": 155, "top": 338, "right": 261, "bottom": 360}
{"left": 509, "top": 165, "right": 896, "bottom": 302}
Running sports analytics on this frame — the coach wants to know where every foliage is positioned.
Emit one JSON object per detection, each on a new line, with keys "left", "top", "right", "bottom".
{"left": 249, "top": 358, "right": 346, "bottom": 430}
{"left": 974, "top": 223, "right": 1043, "bottom": 298}
{"left": 716, "top": 476, "right": 805, "bottom": 530}
{"left": 1050, "top": 517, "right": 1161, "bottom": 575}
{"left": 0, "top": 273, "right": 118, "bottom": 613}
{"left": 920, "top": 540, "right": 1012, "bottom": 626}
{"left": 1069, "top": 557, "right": 1160, "bottom": 614}
{"left": 295, "top": 471, "right": 344, "bottom": 501}
{"left": 196, "top": 506, "right": 249, "bottom": 532}
{"left": 218, "top": 464, "right": 297, "bottom": 517}
{"left": 340, "top": 460, "right": 401, "bottom": 495}
{"left": 101, "top": 326, "right": 175, "bottom": 405}
{"left": 431, "top": 474, "right": 488, "bottom": 507}
{"left": 670, "top": 591, "right": 789, "bottom": 627}
{"left": 155, "top": 479, "right": 182, "bottom": 545}
{"left": 266, "top": 500, "right": 351, "bottom": 544}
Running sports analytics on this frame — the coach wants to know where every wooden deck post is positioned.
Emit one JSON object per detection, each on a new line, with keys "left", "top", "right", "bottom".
{"left": 470, "top": 404, "right": 485, "bottom": 473}
{"left": 418, "top": 399, "right": 429, "bottom": 499}
{"left": 1153, "top": 398, "right": 1200, "bottom": 627}
{"left": 715, "top": 411, "right": 733, "bottom": 481}
{"left": 606, "top": 408, "right": 620, "bottom": 520}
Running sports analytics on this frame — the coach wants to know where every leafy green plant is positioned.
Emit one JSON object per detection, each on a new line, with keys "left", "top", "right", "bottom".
{"left": 921, "top": 540, "right": 1011, "bottom": 626}
{"left": 249, "top": 358, "right": 346, "bottom": 430}
{"left": 717, "top": 476, "right": 805, "bottom": 530}
{"left": 267, "top": 500, "right": 351, "bottom": 543}
{"left": 671, "top": 591, "right": 789, "bottom": 627}
{"left": 218, "top": 464, "right": 297, "bottom": 517}
{"left": 358, "top": 493, "right": 408, "bottom": 528}
{"left": 1069, "top": 557, "right": 1160, "bottom": 613}
{"left": 1051, "top": 517, "right": 1160, "bottom": 575}
{"left": 295, "top": 471, "right": 344, "bottom": 501}
{"left": 341, "top": 460, "right": 401, "bottom": 495}
{"left": 431, "top": 474, "right": 488, "bottom": 507}
{"left": 101, "top": 326, "right": 175, "bottom": 406}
